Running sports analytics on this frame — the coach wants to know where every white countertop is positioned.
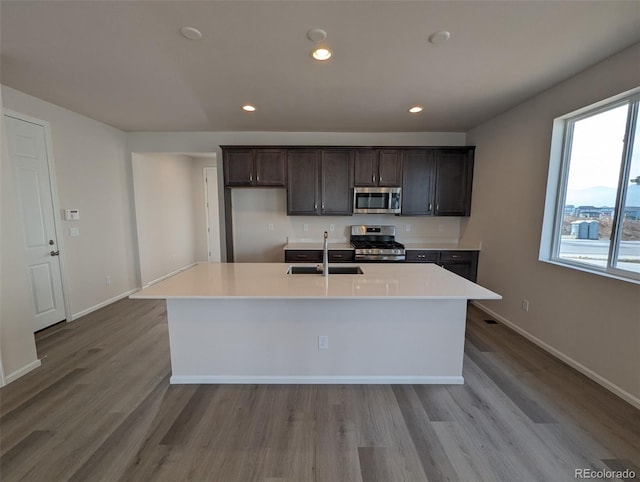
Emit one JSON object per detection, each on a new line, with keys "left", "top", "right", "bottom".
{"left": 131, "top": 262, "right": 501, "bottom": 300}
{"left": 403, "top": 242, "right": 481, "bottom": 251}
{"left": 283, "top": 242, "right": 481, "bottom": 251}
{"left": 285, "top": 242, "right": 354, "bottom": 250}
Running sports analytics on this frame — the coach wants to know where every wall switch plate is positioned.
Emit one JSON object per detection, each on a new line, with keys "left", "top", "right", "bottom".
{"left": 318, "top": 335, "right": 329, "bottom": 350}
{"left": 439, "top": 224, "right": 445, "bottom": 232}
{"left": 105, "top": 275, "right": 112, "bottom": 286}
{"left": 69, "top": 227, "right": 80, "bottom": 237}
{"left": 329, "top": 224, "right": 335, "bottom": 232}
{"left": 522, "top": 299, "right": 530, "bottom": 312}
{"left": 64, "top": 209, "right": 80, "bottom": 221}
{"left": 303, "top": 224, "right": 309, "bottom": 232}
{"left": 267, "top": 223, "right": 274, "bottom": 232}
{"left": 405, "top": 224, "right": 411, "bottom": 232}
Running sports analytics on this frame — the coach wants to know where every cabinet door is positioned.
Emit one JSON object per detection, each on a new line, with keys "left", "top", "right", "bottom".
{"left": 285, "top": 250, "right": 323, "bottom": 263}
{"left": 405, "top": 250, "right": 439, "bottom": 263}
{"left": 329, "top": 250, "right": 355, "bottom": 262}
{"left": 354, "top": 149, "right": 377, "bottom": 186}
{"left": 223, "top": 149, "right": 255, "bottom": 186}
{"left": 401, "top": 149, "right": 435, "bottom": 215}
{"left": 377, "top": 149, "right": 402, "bottom": 186}
{"left": 434, "top": 148, "right": 474, "bottom": 216}
{"left": 287, "top": 150, "right": 320, "bottom": 215}
{"left": 255, "top": 149, "right": 286, "bottom": 186}
{"left": 321, "top": 149, "right": 354, "bottom": 215}
{"left": 440, "top": 251, "right": 478, "bottom": 282}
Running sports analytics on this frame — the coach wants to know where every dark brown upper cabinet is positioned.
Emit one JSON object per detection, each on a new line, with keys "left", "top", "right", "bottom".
{"left": 222, "top": 148, "right": 286, "bottom": 187}
{"left": 401, "top": 149, "right": 435, "bottom": 215}
{"left": 354, "top": 149, "right": 402, "bottom": 187}
{"left": 401, "top": 147, "right": 474, "bottom": 216}
{"left": 287, "top": 149, "right": 353, "bottom": 215}
{"left": 433, "top": 148, "right": 474, "bottom": 216}
{"left": 287, "top": 149, "right": 320, "bottom": 215}
{"left": 321, "top": 149, "right": 354, "bottom": 215}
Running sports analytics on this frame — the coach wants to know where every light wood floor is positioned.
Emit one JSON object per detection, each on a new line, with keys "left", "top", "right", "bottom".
{"left": 1, "top": 298, "right": 638, "bottom": 482}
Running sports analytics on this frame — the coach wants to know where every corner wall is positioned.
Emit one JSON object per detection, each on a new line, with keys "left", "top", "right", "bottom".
{"left": 132, "top": 153, "right": 215, "bottom": 286}
{"left": 461, "top": 43, "right": 640, "bottom": 405}
{"left": 2, "top": 86, "right": 139, "bottom": 320}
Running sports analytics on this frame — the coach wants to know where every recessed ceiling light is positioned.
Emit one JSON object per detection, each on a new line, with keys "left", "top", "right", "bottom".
{"left": 409, "top": 105, "right": 423, "bottom": 114}
{"left": 312, "top": 47, "right": 332, "bottom": 61}
{"left": 428, "top": 30, "right": 451, "bottom": 45}
{"left": 180, "top": 26, "right": 202, "bottom": 41}
{"left": 242, "top": 104, "right": 256, "bottom": 112}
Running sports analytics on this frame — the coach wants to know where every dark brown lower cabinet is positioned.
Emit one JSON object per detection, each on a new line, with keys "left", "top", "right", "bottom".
{"left": 405, "top": 250, "right": 478, "bottom": 282}
{"left": 284, "top": 250, "right": 355, "bottom": 263}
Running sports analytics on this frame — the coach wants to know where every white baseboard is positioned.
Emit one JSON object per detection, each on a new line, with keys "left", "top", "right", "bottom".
{"left": 143, "top": 263, "right": 198, "bottom": 289}
{"left": 3, "top": 359, "right": 41, "bottom": 386}
{"left": 170, "top": 375, "right": 465, "bottom": 385}
{"left": 472, "top": 301, "right": 640, "bottom": 410}
{"left": 71, "top": 288, "right": 139, "bottom": 321}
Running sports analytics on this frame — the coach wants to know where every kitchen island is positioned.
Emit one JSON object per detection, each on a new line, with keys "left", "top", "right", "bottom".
{"left": 130, "top": 262, "right": 501, "bottom": 384}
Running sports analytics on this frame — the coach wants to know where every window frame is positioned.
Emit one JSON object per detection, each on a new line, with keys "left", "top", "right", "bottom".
{"left": 540, "top": 87, "right": 640, "bottom": 284}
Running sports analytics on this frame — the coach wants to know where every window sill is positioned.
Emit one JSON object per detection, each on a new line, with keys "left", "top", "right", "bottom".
{"left": 539, "top": 258, "right": 640, "bottom": 285}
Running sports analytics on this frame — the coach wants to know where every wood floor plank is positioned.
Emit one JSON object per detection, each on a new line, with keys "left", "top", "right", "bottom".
{"left": 391, "top": 385, "right": 454, "bottom": 481}
{"left": 1, "top": 298, "right": 638, "bottom": 481}
{"left": 0, "top": 430, "right": 54, "bottom": 480}
{"left": 67, "top": 373, "right": 170, "bottom": 482}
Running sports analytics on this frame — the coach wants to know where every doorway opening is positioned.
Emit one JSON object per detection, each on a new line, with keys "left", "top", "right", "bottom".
{"left": 131, "top": 152, "right": 221, "bottom": 287}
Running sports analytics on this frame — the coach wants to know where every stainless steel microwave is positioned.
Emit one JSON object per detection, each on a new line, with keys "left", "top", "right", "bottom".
{"left": 353, "top": 187, "right": 401, "bottom": 214}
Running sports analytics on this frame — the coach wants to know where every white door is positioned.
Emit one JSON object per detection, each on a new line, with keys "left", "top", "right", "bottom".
{"left": 5, "top": 114, "right": 66, "bottom": 331}
{"left": 204, "top": 167, "right": 221, "bottom": 262}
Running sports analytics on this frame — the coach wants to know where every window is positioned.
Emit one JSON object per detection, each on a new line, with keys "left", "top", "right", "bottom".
{"left": 541, "top": 89, "right": 640, "bottom": 283}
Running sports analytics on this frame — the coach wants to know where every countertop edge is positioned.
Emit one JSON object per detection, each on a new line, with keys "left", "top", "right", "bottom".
{"left": 284, "top": 243, "right": 481, "bottom": 251}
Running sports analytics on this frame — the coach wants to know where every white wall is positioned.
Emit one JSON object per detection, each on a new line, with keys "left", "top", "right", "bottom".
{"left": 0, "top": 88, "right": 40, "bottom": 383}
{"left": 132, "top": 154, "right": 196, "bottom": 285}
{"left": 231, "top": 188, "right": 462, "bottom": 262}
{"left": 2, "top": 86, "right": 139, "bottom": 320}
{"left": 132, "top": 153, "right": 215, "bottom": 286}
{"left": 461, "top": 43, "right": 640, "bottom": 406}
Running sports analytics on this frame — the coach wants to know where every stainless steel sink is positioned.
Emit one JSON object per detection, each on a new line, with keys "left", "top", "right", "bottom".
{"left": 287, "top": 266, "right": 363, "bottom": 275}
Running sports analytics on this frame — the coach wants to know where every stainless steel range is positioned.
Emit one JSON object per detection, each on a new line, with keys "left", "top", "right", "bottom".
{"left": 350, "top": 225, "right": 406, "bottom": 262}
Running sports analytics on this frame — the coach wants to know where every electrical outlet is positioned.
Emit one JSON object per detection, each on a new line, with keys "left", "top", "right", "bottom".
{"left": 105, "top": 275, "right": 112, "bottom": 286}
{"left": 69, "top": 227, "right": 80, "bottom": 237}
{"left": 439, "top": 224, "right": 445, "bottom": 232}
{"left": 522, "top": 299, "right": 530, "bottom": 312}
{"left": 405, "top": 224, "right": 411, "bottom": 232}
{"left": 329, "top": 224, "right": 335, "bottom": 232}
{"left": 267, "top": 223, "right": 274, "bottom": 232}
{"left": 303, "top": 224, "right": 309, "bottom": 232}
{"left": 318, "top": 335, "right": 329, "bottom": 350}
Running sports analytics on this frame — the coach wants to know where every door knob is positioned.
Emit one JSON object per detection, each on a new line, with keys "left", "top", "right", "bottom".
{"left": 49, "top": 239, "right": 55, "bottom": 245}
{"left": 50, "top": 250, "right": 60, "bottom": 256}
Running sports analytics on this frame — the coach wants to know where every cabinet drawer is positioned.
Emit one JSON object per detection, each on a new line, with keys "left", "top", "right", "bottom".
{"left": 439, "top": 251, "right": 474, "bottom": 263}
{"left": 405, "top": 250, "right": 439, "bottom": 263}
{"left": 285, "top": 250, "right": 323, "bottom": 263}
{"left": 329, "top": 250, "right": 355, "bottom": 263}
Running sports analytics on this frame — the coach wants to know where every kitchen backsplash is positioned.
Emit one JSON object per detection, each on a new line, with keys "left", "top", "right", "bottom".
{"left": 231, "top": 189, "right": 461, "bottom": 262}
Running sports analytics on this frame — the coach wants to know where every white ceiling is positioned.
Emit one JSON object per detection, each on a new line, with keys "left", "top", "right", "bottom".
{"left": 2, "top": 1, "right": 639, "bottom": 133}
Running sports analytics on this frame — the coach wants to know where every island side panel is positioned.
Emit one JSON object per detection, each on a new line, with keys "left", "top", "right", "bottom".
{"left": 166, "top": 298, "right": 468, "bottom": 384}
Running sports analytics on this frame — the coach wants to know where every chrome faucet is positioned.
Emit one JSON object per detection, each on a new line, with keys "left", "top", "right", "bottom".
{"left": 323, "top": 231, "right": 329, "bottom": 277}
